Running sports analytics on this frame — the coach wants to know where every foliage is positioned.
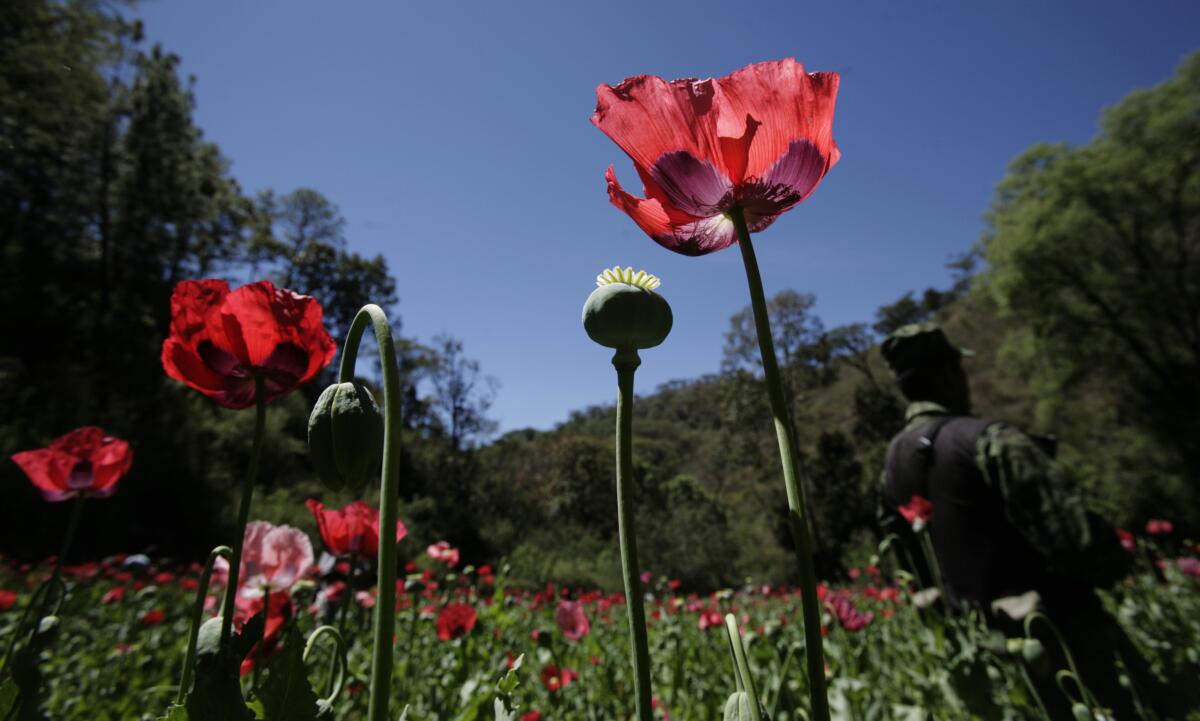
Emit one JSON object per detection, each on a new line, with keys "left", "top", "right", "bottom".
{"left": 983, "top": 52, "right": 1200, "bottom": 500}
{"left": 1, "top": 548, "right": 1197, "bottom": 720}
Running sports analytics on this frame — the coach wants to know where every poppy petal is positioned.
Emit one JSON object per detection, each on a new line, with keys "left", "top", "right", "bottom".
{"left": 713, "top": 60, "right": 840, "bottom": 180}
{"left": 648, "top": 151, "right": 733, "bottom": 217}
{"left": 592, "top": 75, "right": 725, "bottom": 179}
{"left": 11, "top": 449, "right": 76, "bottom": 501}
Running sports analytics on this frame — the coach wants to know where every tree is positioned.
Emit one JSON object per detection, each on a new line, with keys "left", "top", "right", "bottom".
{"left": 255, "top": 188, "right": 397, "bottom": 344}
{"left": 428, "top": 335, "right": 498, "bottom": 452}
{"left": 724, "top": 290, "right": 836, "bottom": 400}
{"left": 983, "top": 52, "right": 1200, "bottom": 480}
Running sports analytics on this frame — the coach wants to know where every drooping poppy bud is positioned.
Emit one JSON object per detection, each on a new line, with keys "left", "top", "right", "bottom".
{"left": 308, "top": 381, "right": 384, "bottom": 492}
{"left": 723, "top": 691, "right": 754, "bottom": 721}
{"left": 582, "top": 266, "right": 672, "bottom": 351}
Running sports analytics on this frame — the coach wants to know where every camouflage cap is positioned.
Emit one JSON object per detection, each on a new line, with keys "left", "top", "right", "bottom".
{"left": 881, "top": 322, "right": 973, "bottom": 376}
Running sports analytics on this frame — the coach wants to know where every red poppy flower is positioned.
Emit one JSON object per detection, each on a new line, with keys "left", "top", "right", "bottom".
{"left": 521, "top": 711, "right": 542, "bottom": 721}
{"left": 0, "top": 590, "right": 17, "bottom": 612}
{"left": 238, "top": 591, "right": 293, "bottom": 675}
{"left": 1116, "top": 528, "right": 1136, "bottom": 553}
{"left": 102, "top": 586, "right": 127, "bottom": 604}
{"left": 898, "top": 495, "right": 934, "bottom": 527}
{"left": 11, "top": 426, "right": 132, "bottom": 502}
{"left": 140, "top": 609, "right": 166, "bottom": 626}
{"left": 592, "top": 58, "right": 839, "bottom": 256}
{"left": 539, "top": 664, "right": 578, "bottom": 692}
{"left": 161, "top": 279, "right": 336, "bottom": 409}
{"left": 435, "top": 602, "right": 478, "bottom": 641}
{"left": 306, "top": 499, "right": 407, "bottom": 560}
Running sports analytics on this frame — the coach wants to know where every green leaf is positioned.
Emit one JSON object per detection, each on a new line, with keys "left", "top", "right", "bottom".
{"left": 259, "top": 625, "right": 322, "bottom": 721}
{"left": 184, "top": 613, "right": 264, "bottom": 721}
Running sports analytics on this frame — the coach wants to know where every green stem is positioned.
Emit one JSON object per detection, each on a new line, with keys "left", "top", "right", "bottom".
{"left": 219, "top": 375, "right": 267, "bottom": 648}
{"left": 730, "top": 206, "right": 831, "bottom": 721}
{"left": 176, "top": 545, "right": 232, "bottom": 703}
{"left": 918, "top": 530, "right": 946, "bottom": 601}
{"left": 724, "top": 614, "right": 761, "bottom": 717}
{"left": 613, "top": 349, "right": 654, "bottom": 721}
{"left": 339, "top": 305, "right": 404, "bottom": 721}
{"left": 49, "top": 497, "right": 85, "bottom": 585}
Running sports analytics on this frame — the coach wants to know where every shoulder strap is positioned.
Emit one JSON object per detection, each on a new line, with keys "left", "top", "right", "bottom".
{"left": 915, "top": 416, "right": 955, "bottom": 465}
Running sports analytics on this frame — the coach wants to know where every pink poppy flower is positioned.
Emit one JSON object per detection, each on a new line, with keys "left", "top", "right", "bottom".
{"left": 555, "top": 600, "right": 591, "bottom": 641}
{"left": 11, "top": 426, "right": 132, "bottom": 502}
{"left": 215, "top": 521, "right": 314, "bottom": 599}
{"left": 426, "top": 541, "right": 460, "bottom": 567}
{"left": 592, "top": 58, "right": 839, "bottom": 256}
{"left": 1177, "top": 557, "right": 1200, "bottom": 578}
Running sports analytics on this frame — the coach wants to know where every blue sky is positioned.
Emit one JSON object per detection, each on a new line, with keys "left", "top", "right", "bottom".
{"left": 135, "top": 0, "right": 1199, "bottom": 433}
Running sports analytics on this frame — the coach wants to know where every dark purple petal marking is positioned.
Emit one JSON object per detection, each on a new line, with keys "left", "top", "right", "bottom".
{"left": 67, "top": 460, "right": 94, "bottom": 490}
{"left": 649, "top": 151, "right": 733, "bottom": 217}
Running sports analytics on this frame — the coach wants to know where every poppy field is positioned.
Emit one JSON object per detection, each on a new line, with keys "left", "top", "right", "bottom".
{"left": 5, "top": 0, "right": 1200, "bottom": 718}
{"left": 1, "top": 529, "right": 1198, "bottom": 721}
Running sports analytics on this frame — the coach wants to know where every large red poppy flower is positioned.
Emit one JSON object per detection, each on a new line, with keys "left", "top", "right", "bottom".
{"left": 161, "top": 279, "right": 336, "bottom": 409}
{"left": 592, "top": 58, "right": 840, "bottom": 256}
{"left": 306, "top": 499, "right": 407, "bottom": 560}
{"left": 11, "top": 426, "right": 132, "bottom": 502}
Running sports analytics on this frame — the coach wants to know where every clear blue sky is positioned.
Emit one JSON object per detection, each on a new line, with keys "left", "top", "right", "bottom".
{"left": 135, "top": 0, "right": 1199, "bottom": 433}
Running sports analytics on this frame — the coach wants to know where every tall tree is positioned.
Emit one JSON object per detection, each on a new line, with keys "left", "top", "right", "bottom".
{"left": 984, "top": 51, "right": 1200, "bottom": 479}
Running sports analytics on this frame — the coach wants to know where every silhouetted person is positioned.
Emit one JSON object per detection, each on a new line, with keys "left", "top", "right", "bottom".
{"left": 878, "top": 323, "right": 1176, "bottom": 720}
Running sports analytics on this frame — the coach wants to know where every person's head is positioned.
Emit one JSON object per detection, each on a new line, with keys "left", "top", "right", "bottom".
{"left": 881, "top": 323, "right": 973, "bottom": 413}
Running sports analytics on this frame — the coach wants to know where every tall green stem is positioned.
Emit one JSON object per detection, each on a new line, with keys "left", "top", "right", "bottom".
{"left": 177, "top": 545, "right": 232, "bottom": 703}
{"left": 49, "top": 497, "right": 85, "bottom": 585}
{"left": 613, "top": 348, "right": 654, "bottom": 721}
{"left": 219, "top": 375, "right": 267, "bottom": 647}
{"left": 339, "top": 305, "right": 403, "bottom": 721}
{"left": 730, "top": 206, "right": 831, "bottom": 721}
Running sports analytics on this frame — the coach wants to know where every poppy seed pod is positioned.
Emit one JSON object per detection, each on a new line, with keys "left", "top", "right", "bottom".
{"left": 583, "top": 266, "right": 672, "bottom": 350}
{"left": 308, "top": 381, "right": 384, "bottom": 492}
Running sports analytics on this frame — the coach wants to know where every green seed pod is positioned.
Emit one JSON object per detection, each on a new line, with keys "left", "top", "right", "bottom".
{"left": 308, "top": 381, "right": 384, "bottom": 492}
{"left": 1072, "top": 703, "right": 1094, "bottom": 721}
{"left": 582, "top": 266, "right": 672, "bottom": 350}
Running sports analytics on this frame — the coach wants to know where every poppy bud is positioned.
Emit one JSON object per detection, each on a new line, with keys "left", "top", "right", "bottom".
{"left": 1021, "top": 638, "right": 1050, "bottom": 677}
{"left": 1072, "top": 703, "right": 1094, "bottom": 721}
{"left": 308, "top": 381, "right": 384, "bottom": 492}
{"left": 583, "top": 267, "right": 672, "bottom": 351}
{"left": 722, "top": 691, "right": 755, "bottom": 721}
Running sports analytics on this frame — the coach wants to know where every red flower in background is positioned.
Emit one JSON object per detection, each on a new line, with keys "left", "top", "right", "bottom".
{"left": 592, "top": 58, "right": 839, "bottom": 256}
{"left": 436, "top": 602, "right": 477, "bottom": 641}
{"left": 898, "top": 495, "right": 934, "bottom": 529}
{"left": 539, "top": 664, "right": 578, "bottom": 692}
{"left": 11, "top": 426, "right": 132, "bottom": 502}
{"left": 520, "top": 711, "right": 541, "bottom": 721}
{"left": 238, "top": 590, "right": 293, "bottom": 675}
{"left": 1146, "top": 519, "right": 1174, "bottom": 536}
{"left": 307, "top": 499, "right": 407, "bottom": 560}
{"left": 0, "top": 590, "right": 17, "bottom": 612}
{"left": 140, "top": 609, "right": 166, "bottom": 626}
{"left": 554, "top": 600, "right": 591, "bottom": 641}
{"left": 161, "top": 279, "right": 335, "bottom": 409}
{"left": 1116, "top": 528, "right": 1136, "bottom": 553}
